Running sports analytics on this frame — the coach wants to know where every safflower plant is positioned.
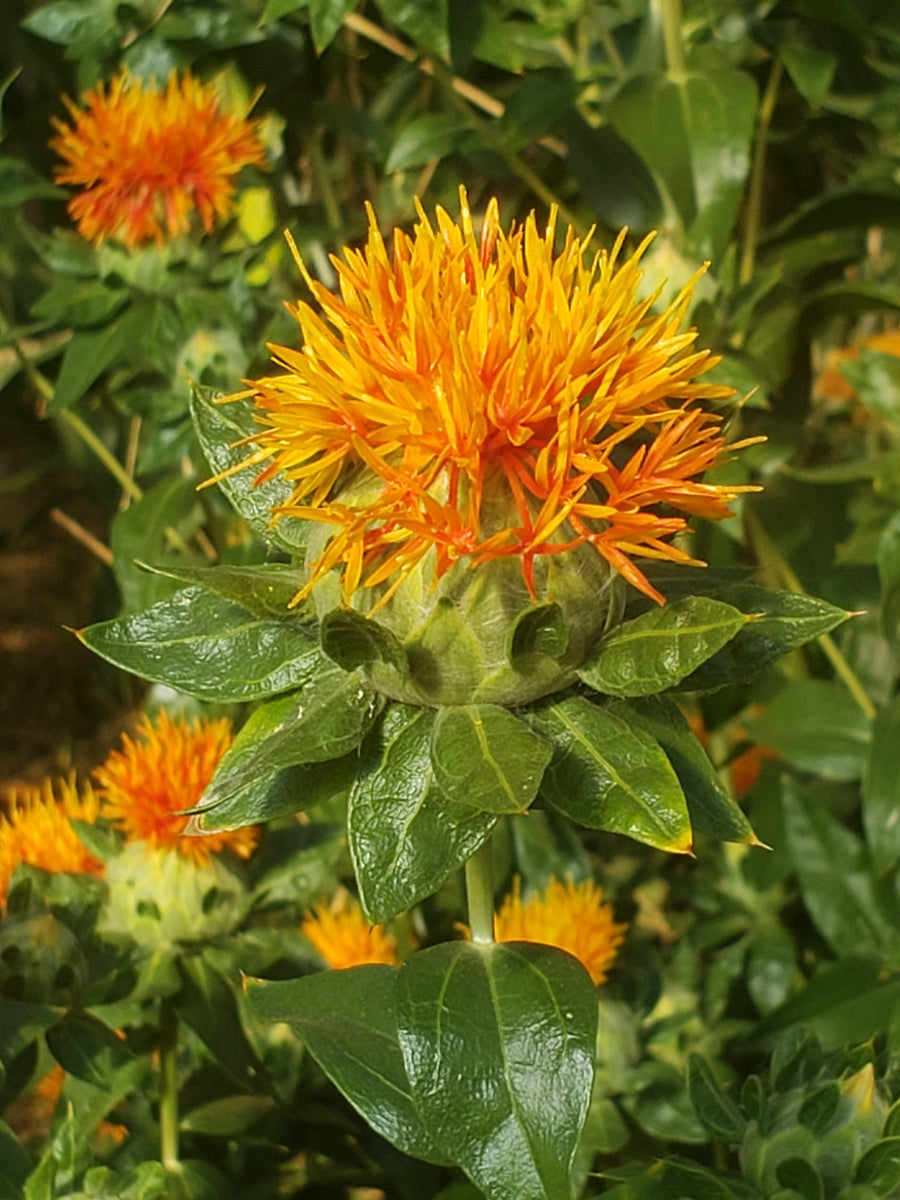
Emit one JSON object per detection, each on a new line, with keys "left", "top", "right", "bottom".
{"left": 77, "top": 190, "right": 851, "bottom": 1200}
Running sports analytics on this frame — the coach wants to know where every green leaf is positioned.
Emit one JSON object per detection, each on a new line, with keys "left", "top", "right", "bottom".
{"left": 178, "top": 956, "right": 263, "bottom": 1087}
{"left": 779, "top": 43, "right": 836, "bottom": 107}
{"left": 863, "top": 696, "right": 900, "bottom": 876}
{"left": 855, "top": 1138, "right": 900, "bottom": 1194}
{"left": 560, "top": 115, "right": 663, "bottom": 231}
{"left": 0, "top": 1122, "right": 32, "bottom": 1200}
{"left": 782, "top": 781, "right": 900, "bottom": 962}
{"left": 348, "top": 705, "right": 497, "bottom": 921}
{"left": 306, "top": 0, "right": 358, "bottom": 50}
{"left": 192, "top": 757, "right": 357, "bottom": 834}
{"left": 49, "top": 303, "right": 151, "bottom": 411}
{"left": 377, "top": 0, "right": 450, "bottom": 59}
{"left": 687, "top": 1055, "right": 747, "bottom": 1141}
{"left": 396, "top": 941, "right": 597, "bottom": 1200}
{"left": 0, "top": 158, "right": 61, "bottom": 208}
{"left": 138, "top": 561, "right": 309, "bottom": 619}
{"left": 609, "top": 68, "right": 757, "bottom": 261}
{"left": 609, "top": 696, "right": 757, "bottom": 843}
{"left": 509, "top": 603, "right": 569, "bottom": 660}
{"left": 430, "top": 705, "right": 552, "bottom": 814}
{"left": 180, "top": 1095, "right": 275, "bottom": 1136}
{"left": 320, "top": 607, "right": 408, "bottom": 675}
{"left": 529, "top": 695, "right": 692, "bottom": 854}
{"left": 190, "top": 384, "right": 308, "bottom": 554}
{"left": 245, "top": 966, "right": 453, "bottom": 1165}
{"left": 776, "top": 1158, "right": 824, "bottom": 1200}
{"left": 758, "top": 957, "right": 900, "bottom": 1049}
{"left": 796, "top": 1083, "right": 841, "bottom": 1135}
{"left": 45, "top": 1011, "right": 139, "bottom": 1090}
{"left": 385, "top": 114, "right": 470, "bottom": 172}
{"left": 22, "top": 0, "right": 112, "bottom": 45}
{"left": 578, "top": 597, "right": 749, "bottom": 698}
{"left": 676, "top": 587, "right": 850, "bottom": 693}
{"left": 111, "top": 477, "right": 205, "bottom": 613}
{"left": 878, "top": 511, "right": 900, "bottom": 648}
{"left": 78, "top": 587, "right": 325, "bottom": 702}
{"left": 193, "top": 669, "right": 381, "bottom": 826}
{"left": 746, "top": 680, "right": 872, "bottom": 782}
{"left": 30, "top": 275, "right": 127, "bottom": 325}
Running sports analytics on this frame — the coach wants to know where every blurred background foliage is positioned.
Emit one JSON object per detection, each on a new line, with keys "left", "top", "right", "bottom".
{"left": 4, "top": 0, "right": 900, "bottom": 1197}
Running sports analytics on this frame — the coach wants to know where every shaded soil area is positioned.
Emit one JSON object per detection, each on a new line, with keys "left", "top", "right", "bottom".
{"left": 0, "top": 390, "right": 140, "bottom": 792}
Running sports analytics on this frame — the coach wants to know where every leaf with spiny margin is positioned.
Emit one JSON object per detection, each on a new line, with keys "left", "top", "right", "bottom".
{"left": 674, "top": 586, "right": 850, "bottom": 693}
{"left": 396, "top": 941, "right": 597, "bottom": 1200}
{"left": 77, "top": 587, "right": 325, "bottom": 702}
{"left": 190, "top": 382, "right": 308, "bottom": 554}
{"left": 320, "top": 607, "right": 408, "bottom": 675}
{"left": 138, "top": 561, "right": 310, "bottom": 619}
{"left": 578, "top": 597, "right": 750, "bottom": 697}
{"left": 608, "top": 696, "right": 758, "bottom": 843}
{"left": 245, "top": 967, "right": 453, "bottom": 1166}
{"left": 430, "top": 704, "right": 553, "bottom": 814}
{"left": 192, "top": 669, "right": 381, "bottom": 826}
{"left": 348, "top": 705, "right": 497, "bottom": 923}
{"left": 528, "top": 695, "right": 692, "bottom": 854}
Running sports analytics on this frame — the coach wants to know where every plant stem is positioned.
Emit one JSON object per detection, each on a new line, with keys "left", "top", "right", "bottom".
{"left": 57, "top": 407, "right": 145, "bottom": 503}
{"left": 746, "top": 509, "right": 877, "bottom": 720}
{"left": 159, "top": 998, "right": 180, "bottom": 1172}
{"left": 740, "top": 57, "right": 783, "bottom": 288}
{"left": 658, "top": 0, "right": 685, "bottom": 79}
{"left": 465, "top": 837, "right": 495, "bottom": 944}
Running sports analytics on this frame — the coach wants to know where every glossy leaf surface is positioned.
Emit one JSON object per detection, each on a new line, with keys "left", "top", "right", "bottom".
{"left": 676, "top": 587, "right": 849, "bottom": 692}
{"left": 348, "top": 705, "right": 497, "bottom": 921}
{"left": 430, "top": 704, "right": 553, "bottom": 813}
{"left": 578, "top": 597, "right": 748, "bottom": 697}
{"left": 396, "top": 941, "right": 597, "bottom": 1200}
{"left": 245, "top": 967, "right": 452, "bottom": 1165}
{"left": 194, "top": 668, "right": 380, "bottom": 821}
{"left": 530, "top": 695, "right": 692, "bottom": 853}
{"left": 612, "top": 696, "right": 756, "bottom": 842}
{"left": 78, "top": 587, "right": 324, "bottom": 702}
{"left": 190, "top": 383, "right": 308, "bottom": 553}
{"left": 138, "top": 561, "right": 310, "bottom": 618}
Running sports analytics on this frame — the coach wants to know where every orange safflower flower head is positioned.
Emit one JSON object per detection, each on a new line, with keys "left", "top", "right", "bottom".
{"left": 493, "top": 876, "right": 627, "bottom": 986}
{"left": 93, "top": 709, "right": 258, "bottom": 865}
{"left": 0, "top": 777, "right": 104, "bottom": 907}
{"left": 50, "top": 70, "right": 267, "bottom": 247}
{"left": 224, "top": 190, "right": 758, "bottom": 705}
{"left": 301, "top": 892, "right": 400, "bottom": 969}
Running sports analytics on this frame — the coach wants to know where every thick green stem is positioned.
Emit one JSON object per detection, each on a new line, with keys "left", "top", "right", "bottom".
{"left": 465, "top": 837, "right": 495, "bottom": 945}
{"left": 657, "top": 0, "right": 685, "bottom": 79}
{"left": 159, "top": 998, "right": 180, "bottom": 1172}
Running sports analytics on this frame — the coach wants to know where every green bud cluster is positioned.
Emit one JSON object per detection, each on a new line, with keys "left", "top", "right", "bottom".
{"left": 695, "top": 1033, "right": 900, "bottom": 1200}
{"left": 308, "top": 474, "right": 625, "bottom": 708}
